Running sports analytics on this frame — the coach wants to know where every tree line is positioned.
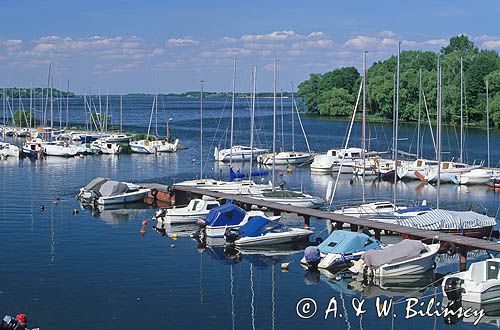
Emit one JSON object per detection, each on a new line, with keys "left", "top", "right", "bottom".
{"left": 0, "top": 87, "right": 74, "bottom": 99}
{"left": 297, "top": 35, "right": 500, "bottom": 127}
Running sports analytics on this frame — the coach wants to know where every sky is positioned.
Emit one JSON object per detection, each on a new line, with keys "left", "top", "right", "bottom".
{"left": 0, "top": 0, "right": 499, "bottom": 93}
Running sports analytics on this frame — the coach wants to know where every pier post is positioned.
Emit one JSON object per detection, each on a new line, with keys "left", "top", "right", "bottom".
{"left": 273, "top": 209, "right": 281, "bottom": 217}
{"left": 350, "top": 224, "right": 358, "bottom": 232}
{"left": 459, "top": 247, "right": 467, "bottom": 272}
{"left": 303, "top": 215, "right": 310, "bottom": 228}
{"left": 374, "top": 230, "right": 381, "bottom": 241}
{"left": 335, "top": 222, "right": 343, "bottom": 230}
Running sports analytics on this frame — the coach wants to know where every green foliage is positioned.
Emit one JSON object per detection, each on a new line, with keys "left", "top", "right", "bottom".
{"left": 1, "top": 88, "right": 74, "bottom": 99}
{"left": 12, "top": 110, "right": 35, "bottom": 127}
{"left": 298, "top": 35, "right": 500, "bottom": 127}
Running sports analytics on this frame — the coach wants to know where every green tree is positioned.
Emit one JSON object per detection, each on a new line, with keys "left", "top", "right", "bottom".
{"left": 12, "top": 110, "right": 35, "bottom": 127}
{"left": 317, "top": 88, "right": 354, "bottom": 116}
{"left": 490, "top": 94, "right": 500, "bottom": 127}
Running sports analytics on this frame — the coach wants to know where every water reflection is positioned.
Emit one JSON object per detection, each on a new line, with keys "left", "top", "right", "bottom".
{"left": 90, "top": 202, "right": 152, "bottom": 225}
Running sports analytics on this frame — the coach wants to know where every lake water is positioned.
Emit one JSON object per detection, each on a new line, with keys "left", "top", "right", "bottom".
{"left": 1, "top": 96, "right": 499, "bottom": 329}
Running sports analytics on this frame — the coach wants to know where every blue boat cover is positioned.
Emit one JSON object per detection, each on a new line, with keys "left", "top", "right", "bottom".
{"left": 228, "top": 167, "right": 269, "bottom": 181}
{"left": 204, "top": 201, "right": 247, "bottom": 227}
{"left": 238, "top": 216, "right": 284, "bottom": 237}
{"left": 318, "top": 230, "right": 382, "bottom": 255}
{"left": 304, "top": 246, "right": 321, "bottom": 263}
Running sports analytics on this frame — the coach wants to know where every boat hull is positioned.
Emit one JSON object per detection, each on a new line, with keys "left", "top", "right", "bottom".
{"left": 97, "top": 189, "right": 150, "bottom": 205}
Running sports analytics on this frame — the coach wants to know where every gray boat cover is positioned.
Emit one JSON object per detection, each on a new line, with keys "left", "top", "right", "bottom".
{"left": 362, "top": 239, "right": 425, "bottom": 268}
{"left": 83, "top": 177, "right": 109, "bottom": 192}
{"left": 99, "top": 181, "right": 130, "bottom": 197}
{"left": 398, "top": 209, "right": 496, "bottom": 230}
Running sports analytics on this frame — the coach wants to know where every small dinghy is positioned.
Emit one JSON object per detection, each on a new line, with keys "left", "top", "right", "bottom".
{"left": 300, "top": 231, "right": 383, "bottom": 270}
{"left": 349, "top": 239, "right": 440, "bottom": 278}
{"left": 442, "top": 258, "right": 500, "bottom": 304}
{"left": 225, "top": 216, "right": 313, "bottom": 247}
{"left": 200, "top": 201, "right": 278, "bottom": 238}
{"left": 0, "top": 141, "right": 19, "bottom": 158}
{"left": 152, "top": 196, "right": 220, "bottom": 225}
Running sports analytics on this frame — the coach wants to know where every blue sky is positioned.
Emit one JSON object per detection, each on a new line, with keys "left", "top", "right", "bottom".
{"left": 0, "top": 0, "right": 499, "bottom": 93}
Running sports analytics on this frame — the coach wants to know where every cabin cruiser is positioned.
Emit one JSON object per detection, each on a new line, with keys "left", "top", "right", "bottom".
{"left": 152, "top": 197, "right": 220, "bottom": 225}
{"left": 300, "top": 231, "right": 383, "bottom": 270}
{"left": 398, "top": 209, "right": 497, "bottom": 239}
{"left": 442, "top": 258, "right": 500, "bottom": 304}
{"left": 22, "top": 138, "right": 45, "bottom": 159}
{"left": 91, "top": 138, "right": 121, "bottom": 154}
{"left": 250, "top": 188, "right": 324, "bottom": 208}
{"left": 199, "top": 201, "right": 280, "bottom": 238}
{"left": 78, "top": 177, "right": 150, "bottom": 206}
{"left": 225, "top": 216, "right": 313, "bottom": 246}
{"left": 103, "top": 134, "right": 131, "bottom": 144}
{"left": 310, "top": 147, "right": 364, "bottom": 173}
{"left": 350, "top": 239, "right": 440, "bottom": 278}
{"left": 0, "top": 141, "right": 19, "bottom": 158}
{"left": 256, "top": 151, "right": 313, "bottom": 165}
{"left": 14, "top": 128, "right": 31, "bottom": 137}
{"left": 174, "top": 179, "right": 272, "bottom": 196}
{"left": 214, "top": 145, "right": 269, "bottom": 162}
{"left": 130, "top": 138, "right": 179, "bottom": 154}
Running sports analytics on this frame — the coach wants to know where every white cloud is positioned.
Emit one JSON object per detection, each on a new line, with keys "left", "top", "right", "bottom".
{"left": 167, "top": 38, "right": 199, "bottom": 47}
{"left": 307, "top": 31, "right": 326, "bottom": 39}
{"left": 242, "top": 30, "right": 297, "bottom": 42}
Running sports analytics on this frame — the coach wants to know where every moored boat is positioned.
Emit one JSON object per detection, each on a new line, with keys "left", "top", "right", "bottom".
{"left": 153, "top": 196, "right": 220, "bottom": 225}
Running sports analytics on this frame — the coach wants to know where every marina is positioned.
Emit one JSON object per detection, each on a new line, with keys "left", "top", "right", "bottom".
{"left": 2, "top": 1, "right": 500, "bottom": 329}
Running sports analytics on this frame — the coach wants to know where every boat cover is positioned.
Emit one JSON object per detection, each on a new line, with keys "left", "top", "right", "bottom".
{"left": 362, "top": 239, "right": 425, "bottom": 268}
{"left": 318, "top": 230, "right": 382, "bottom": 255}
{"left": 205, "top": 202, "right": 246, "bottom": 227}
{"left": 83, "top": 177, "right": 109, "bottom": 192}
{"left": 228, "top": 167, "right": 269, "bottom": 181}
{"left": 304, "top": 246, "right": 321, "bottom": 263}
{"left": 238, "top": 216, "right": 284, "bottom": 237}
{"left": 99, "top": 181, "right": 130, "bottom": 197}
{"left": 398, "top": 209, "right": 496, "bottom": 230}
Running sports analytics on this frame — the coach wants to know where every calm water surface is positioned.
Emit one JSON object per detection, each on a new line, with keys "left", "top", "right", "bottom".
{"left": 1, "top": 97, "right": 499, "bottom": 329}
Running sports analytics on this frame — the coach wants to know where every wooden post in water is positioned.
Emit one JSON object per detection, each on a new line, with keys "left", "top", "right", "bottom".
{"left": 374, "top": 229, "right": 381, "bottom": 241}
{"left": 303, "top": 215, "right": 310, "bottom": 229}
{"left": 350, "top": 224, "right": 358, "bottom": 232}
{"left": 459, "top": 247, "right": 467, "bottom": 272}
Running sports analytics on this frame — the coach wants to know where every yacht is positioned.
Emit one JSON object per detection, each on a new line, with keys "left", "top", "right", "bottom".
{"left": 257, "top": 151, "right": 313, "bottom": 165}
{"left": 214, "top": 145, "right": 269, "bottom": 162}
{"left": 152, "top": 197, "right": 220, "bottom": 224}
{"left": 310, "top": 147, "right": 364, "bottom": 173}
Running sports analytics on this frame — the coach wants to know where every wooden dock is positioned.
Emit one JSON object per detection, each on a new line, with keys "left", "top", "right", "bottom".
{"left": 143, "top": 183, "right": 500, "bottom": 270}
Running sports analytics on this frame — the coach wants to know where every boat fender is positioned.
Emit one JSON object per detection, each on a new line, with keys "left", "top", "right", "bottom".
{"left": 341, "top": 254, "right": 347, "bottom": 264}
{"left": 167, "top": 186, "right": 175, "bottom": 197}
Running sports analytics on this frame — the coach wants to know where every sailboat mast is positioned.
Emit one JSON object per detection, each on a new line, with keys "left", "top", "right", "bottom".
{"left": 66, "top": 80, "right": 69, "bottom": 128}
{"left": 230, "top": 58, "right": 237, "bottom": 167}
{"left": 120, "top": 94, "right": 123, "bottom": 133}
{"left": 486, "top": 79, "right": 490, "bottom": 168}
{"left": 393, "top": 42, "right": 400, "bottom": 205}
{"left": 50, "top": 77, "right": 54, "bottom": 129}
{"left": 30, "top": 83, "right": 33, "bottom": 129}
{"left": 290, "top": 82, "right": 295, "bottom": 152}
{"left": 417, "top": 68, "right": 422, "bottom": 159}
{"left": 362, "top": 51, "right": 367, "bottom": 183}
{"left": 272, "top": 59, "right": 277, "bottom": 190}
{"left": 436, "top": 66, "right": 442, "bottom": 209}
{"left": 280, "top": 89, "right": 284, "bottom": 151}
{"left": 249, "top": 66, "right": 256, "bottom": 182}
{"left": 59, "top": 80, "right": 63, "bottom": 129}
{"left": 200, "top": 80, "right": 204, "bottom": 180}
{"left": 460, "top": 57, "right": 464, "bottom": 162}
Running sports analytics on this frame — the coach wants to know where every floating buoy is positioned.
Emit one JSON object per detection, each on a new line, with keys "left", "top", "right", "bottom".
{"left": 72, "top": 209, "right": 79, "bottom": 215}
{"left": 40, "top": 205, "right": 45, "bottom": 212}
{"left": 171, "top": 233, "right": 178, "bottom": 240}
{"left": 280, "top": 263, "right": 289, "bottom": 271}
{"left": 192, "top": 159, "right": 196, "bottom": 163}
{"left": 170, "top": 244, "right": 175, "bottom": 248}
{"left": 142, "top": 220, "right": 148, "bottom": 227}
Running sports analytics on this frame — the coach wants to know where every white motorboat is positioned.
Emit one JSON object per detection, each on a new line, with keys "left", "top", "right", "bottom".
{"left": 225, "top": 216, "right": 313, "bottom": 246}
{"left": 42, "top": 141, "right": 80, "bottom": 157}
{"left": 257, "top": 151, "right": 313, "bottom": 165}
{"left": 451, "top": 168, "right": 497, "bottom": 185}
{"left": 78, "top": 177, "right": 150, "bottom": 206}
{"left": 442, "top": 258, "right": 500, "bottom": 304}
{"left": 153, "top": 197, "right": 220, "bottom": 224}
{"left": 91, "top": 139, "right": 121, "bottom": 154}
{"left": 250, "top": 188, "right": 324, "bottom": 208}
{"left": 310, "top": 147, "right": 364, "bottom": 173}
{"left": 152, "top": 138, "right": 179, "bottom": 153}
{"left": 22, "top": 138, "right": 45, "bottom": 159}
{"left": 0, "top": 142, "right": 19, "bottom": 158}
{"left": 349, "top": 239, "right": 440, "bottom": 278}
{"left": 214, "top": 145, "right": 269, "bottom": 162}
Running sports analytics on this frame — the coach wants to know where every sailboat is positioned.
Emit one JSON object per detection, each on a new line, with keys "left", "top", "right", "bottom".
{"left": 257, "top": 83, "right": 313, "bottom": 165}
{"left": 249, "top": 60, "right": 324, "bottom": 208}
{"left": 130, "top": 93, "right": 179, "bottom": 154}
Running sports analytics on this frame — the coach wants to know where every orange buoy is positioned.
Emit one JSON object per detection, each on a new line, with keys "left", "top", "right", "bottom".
{"left": 142, "top": 220, "right": 148, "bottom": 226}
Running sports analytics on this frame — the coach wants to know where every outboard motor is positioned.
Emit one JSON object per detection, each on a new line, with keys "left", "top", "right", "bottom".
{"left": 224, "top": 228, "right": 241, "bottom": 244}
{"left": 303, "top": 246, "right": 321, "bottom": 270}
{"left": 1, "top": 316, "right": 23, "bottom": 330}
{"left": 152, "top": 208, "right": 166, "bottom": 221}
{"left": 443, "top": 277, "right": 463, "bottom": 301}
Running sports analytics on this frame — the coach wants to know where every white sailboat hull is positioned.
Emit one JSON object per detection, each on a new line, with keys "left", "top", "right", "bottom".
{"left": 97, "top": 189, "right": 150, "bottom": 205}
{"left": 234, "top": 228, "right": 313, "bottom": 246}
